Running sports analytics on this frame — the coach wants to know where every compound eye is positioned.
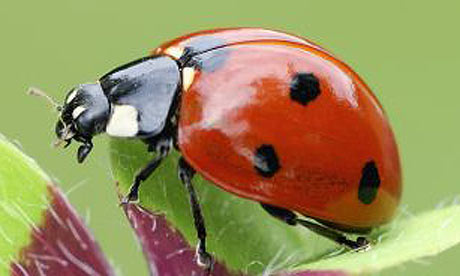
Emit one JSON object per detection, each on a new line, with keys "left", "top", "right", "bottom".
{"left": 55, "top": 120, "right": 65, "bottom": 138}
{"left": 54, "top": 119, "right": 75, "bottom": 147}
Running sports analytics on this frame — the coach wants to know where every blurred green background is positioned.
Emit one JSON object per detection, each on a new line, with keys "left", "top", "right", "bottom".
{"left": 1, "top": 0, "right": 459, "bottom": 275}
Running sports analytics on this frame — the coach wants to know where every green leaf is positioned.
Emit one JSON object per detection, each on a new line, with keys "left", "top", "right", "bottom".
{"left": 0, "top": 135, "right": 50, "bottom": 273}
{"left": 0, "top": 134, "right": 113, "bottom": 275}
{"left": 295, "top": 204, "right": 460, "bottom": 274}
{"left": 110, "top": 139, "right": 460, "bottom": 275}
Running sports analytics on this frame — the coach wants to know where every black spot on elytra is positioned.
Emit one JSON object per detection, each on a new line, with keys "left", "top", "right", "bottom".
{"left": 254, "top": 144, "right": 280, "bottom": 178}
{"left": 358, "top": 161, "right": 381, "bottom": 204}
{"left": 290, "top": 73, "right": 321, "bottom": 105}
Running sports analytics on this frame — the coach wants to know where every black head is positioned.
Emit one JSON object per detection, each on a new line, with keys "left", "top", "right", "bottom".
{"left": 56, "top": 83, "right": 110, "bottom": 162}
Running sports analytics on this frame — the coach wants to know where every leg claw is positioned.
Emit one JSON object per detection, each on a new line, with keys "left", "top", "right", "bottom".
{"left": 354, "top": 237, "right": 371, "bottom": 251}
{"left": 196, "top": 248, "right": 213, "bottom": 274}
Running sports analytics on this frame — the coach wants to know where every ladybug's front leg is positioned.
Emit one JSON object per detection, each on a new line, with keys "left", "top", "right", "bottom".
{"left": 121, "top": 138, "right": 171, "bottom": 204}
{"left": 178, "top": 157, "right": 213, "bottom": 273}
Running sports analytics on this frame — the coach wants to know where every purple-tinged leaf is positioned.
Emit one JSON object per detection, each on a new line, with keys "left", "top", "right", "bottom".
{"left": 122, "top": 202, "right": 347, "bottom": 276}
{"left": 123, "top": 203, "right": 240, "bottom": 276}
{"left": 10, "top": 185, "right": 114, "bottom": 276}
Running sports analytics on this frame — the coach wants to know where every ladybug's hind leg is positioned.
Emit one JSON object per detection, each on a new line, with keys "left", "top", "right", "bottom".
{"left": 178, "top": 157, "right": 214, "bottom": 273}
{"left": 260, "top": 204, "right": 370, "bottom": 250}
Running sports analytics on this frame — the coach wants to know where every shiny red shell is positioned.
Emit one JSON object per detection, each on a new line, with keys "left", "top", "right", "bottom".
{"left": 154, "top": 28, "right": 402, "bottom": 230}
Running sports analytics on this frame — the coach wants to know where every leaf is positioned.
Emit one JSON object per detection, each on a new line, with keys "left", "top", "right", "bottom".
{"left": 294, "top": 204, "right": 460, "bottom": 274}
{"left": 0, "top": 135, "right": 113, "bottom": 275}
{"left": 121, "top": 200, "right": 347, "bottom": 276}
{"left": 111, "top": 138, "right": 460, "bottom": 275}
{"left": 122, "top": 203, "right": 240, "bottom": 276}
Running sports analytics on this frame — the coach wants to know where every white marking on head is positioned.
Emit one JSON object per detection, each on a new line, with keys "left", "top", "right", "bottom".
{"left": 106, "top": 105, "right": 139, "bottom": 137}
{"left": 182, "top": 67, "right": 196, "bottom": 91}
{"left": 66, "top": 89, "right": 78, "bottom": 104}
{"left": 164, "top": 46, "right": 184, "bottom": 60}
{"left": 72, "top": 106, "right": 86, "bottom": 119}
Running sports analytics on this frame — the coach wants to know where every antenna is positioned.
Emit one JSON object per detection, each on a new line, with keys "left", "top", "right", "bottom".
{"left": 27, "top": 87, "right": 62, "bottom": 112}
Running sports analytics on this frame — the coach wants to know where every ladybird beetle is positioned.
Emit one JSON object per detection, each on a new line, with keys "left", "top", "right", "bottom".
{"left": 35, "top": 28, "right": 401, "bottom": 270}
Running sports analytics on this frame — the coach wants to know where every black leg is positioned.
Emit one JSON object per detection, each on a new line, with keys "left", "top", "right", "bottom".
{"left": 121, "top": 139, "right": 171, "bottom": 204}
{"left": 77, "top": 140, "right": 93, "bottom": 163}
{"left": 178, "top": 157, "right": 213, "bottom": 272}
{"left": 261, "top": 204, "right": 369, "bottom": 250}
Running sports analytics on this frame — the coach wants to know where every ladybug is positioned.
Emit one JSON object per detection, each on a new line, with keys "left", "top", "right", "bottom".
{"left": 34, "top": 28, "right": 401, "bottom": 270}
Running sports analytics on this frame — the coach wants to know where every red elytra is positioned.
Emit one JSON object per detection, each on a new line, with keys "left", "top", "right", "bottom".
{"left": 155, "top": 28, "right": 401, "bottom": 231}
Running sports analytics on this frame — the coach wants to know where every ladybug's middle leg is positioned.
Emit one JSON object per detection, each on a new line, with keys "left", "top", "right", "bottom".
{"left": 178, "top": 157, "right": 213, "bottom": 273}
{"left": 260, "top": 203, "right": 370, "bottom": 250}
